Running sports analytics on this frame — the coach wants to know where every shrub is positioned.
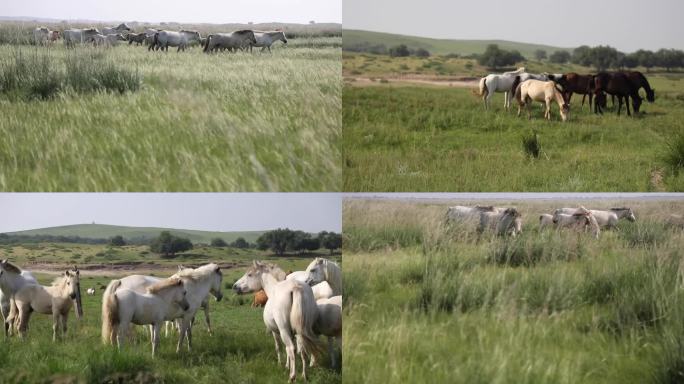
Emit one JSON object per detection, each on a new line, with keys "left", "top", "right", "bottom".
{"left": 522, "top": 131, "right": 542, "bottom": 159}
{"left": 664, "top": 133, "right": 684, "bottom": 174}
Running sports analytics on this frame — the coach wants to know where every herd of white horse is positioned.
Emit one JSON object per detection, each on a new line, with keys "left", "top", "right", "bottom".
{"left": 0, "top": 257, "right": 342, "bottom": 382}
{"left": 32, "top": 23, "right": 288, "bottom": 53}
{"left": 445, "top": 205, "right": 637, "bottom": 239}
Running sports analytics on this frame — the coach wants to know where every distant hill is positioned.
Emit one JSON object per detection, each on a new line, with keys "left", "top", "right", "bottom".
{"left": 343, "top": 29, "right": 572, "bottom": 58}
{"left": 5, "top": 224, "right": 265, "bottom": 244}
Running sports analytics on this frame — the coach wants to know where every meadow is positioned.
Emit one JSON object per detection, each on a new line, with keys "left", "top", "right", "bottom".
{"left": 343, "top": 52, "right": 684, "bottom": 192}
{"left": 0, "top": 23, "right": 341, "bottom": 191}
{"left": 343, "top": 198, "right": 684, "bottom": 383}
{"left": 0, "top": 244, "right": 342, "bottom": 383}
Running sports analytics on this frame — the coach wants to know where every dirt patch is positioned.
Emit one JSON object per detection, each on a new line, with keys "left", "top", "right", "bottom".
{"left": 345, "top": 75, "right": 479, "bottom": 88}
{"left": 23, "top": 261, "right": 248, "bottom": 276}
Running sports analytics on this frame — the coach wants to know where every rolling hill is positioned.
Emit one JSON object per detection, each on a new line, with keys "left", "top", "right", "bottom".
{"left": 343, "top": 29, "right": 572, "bottom": 58}
{"left": 5, "top": 224, "right": 265, "bottom": 244}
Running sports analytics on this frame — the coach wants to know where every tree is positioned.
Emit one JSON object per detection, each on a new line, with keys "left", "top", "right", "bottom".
{"left": 150, "top": 231, "right": 193, "bottom": 258}
{"left": 318, "top": 231, "right": 342, "bottom": 255}
{"left": 230, "top": 237, "right": 250, "bottom": 249}
{"left": 414, "top": 48, "right": 430, "bottom": 58}
{"left": 109, "top": 235, "right": 125, "bottom": 247}
{"left": 534, "top": 49, "right": 547, "bottom": 61}
{"left": 571, "top": 45, "right": 593, "bottom": 66}
{"left": 477, "top": 44, "right": 524, "bottom": 69}
{"left": 655, "top": 48, "right": 683, "bottom": 72}
{"left": 210, "top": 238, "right": 227, "bottom": 247}
{"left": 621, "top": 53, "right": 639, "bottom": 69}
{"left": 549, "top": 50, "right": 571, "bottom": 64}
{"left": 389, "top": 44, "right": 410, "bottom": 57}
{"left": 256, "top": 228, "right": 294, "bottom": 256}
{"left": 634, "top": 49, "right": 656, "bottom": 71}
{"left": 589, "top": 45, "right": 619, "bottom": 71}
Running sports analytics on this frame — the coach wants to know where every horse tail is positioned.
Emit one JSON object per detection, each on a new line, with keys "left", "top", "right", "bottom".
{"left": 512, "top": 76, "right": 523, "bottom": 104}
{"left": 203, "top": 34, "right": 212, "bottom": 52}
{"left": 7, "top": 296, "right": 19, "bottom": 334}
{"left": 290, "top": 284, "right": 323, "bottom": 360}
{"left": 475, "top": 77, "right": 487, "bottom": 97}
{"left": 101, "top": 279, "right": 121, "bottom": 344}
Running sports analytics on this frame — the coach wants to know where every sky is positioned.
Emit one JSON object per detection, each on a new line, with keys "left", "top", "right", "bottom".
{"left": 344, "top": 0, "right": 684, "bottom": 52}
{"left": 2, "top": 0, "right": 341, "bottom": 24}
{"left": 0, "top": 193, "right": 342, "bottom": 233}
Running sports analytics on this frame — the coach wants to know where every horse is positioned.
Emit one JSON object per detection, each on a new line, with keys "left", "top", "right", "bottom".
{"left": 624, "top": 71, "right": 655, "bottom": 112}
{"left": 102, "top": 23, "right": 131, "bottom": 36}
{"left": 86, "top": 288, "right": 96, "bottom": 295}
{"left": 476, "top": 67, "right": 526, "bottom": 110}
{"left": 253, "top": 289, "right": 268, "bottom": 307}
{"left": 304, "top": 258, "right": 342, "bottom": 296}
{"left": 478, "top": 208, "right": 523, "bottom": 237}
{"left": 539, "top": 213, "right": 554, "bottom": 230}
{"left": 311, "top": 295, "right": 342, "bottom": 370}
{"left": 63, "top": 28, "right": 100, "bottom": 47}
{"left": 33, "top": 27, "right": 58, "bottom": 46}
{"left": 251, "top": 31, "right": 288, "bottom": 52}
{"left": 593, "top": 72, "right": 641, "bottom": 116}
{"left": 514, "top": 79, "right": 569, "bottom": 121}
{"left": 12, "top": 269, "right": 82, "bottom": 341}
{"left": 203, "top": 30, "right": 257, "bottom": 53}
{"left": 0, "top": 260, "right": 38, "bottom": 337}
{"left": 127, "top": 32, "right": 147, "bottom": 46}
{"left": 552, "top": 209, "right": 600, "bottom": 239}
{"left": 151, "top": 30, "right": 201, "bottom": 52}
{"left": 101, "top": 277, "right": 190, "bottom": 357}
{"left": 233, "top": 261, "right": 322, "bottom": 382}
{"left": 91, "top": 34, "right": 126, "bottom": 48}
{"left": 550, "top": 73, "right": 593, "bottom": 107}
{"left": 555, "top": 207, "right": 635, "bottom": 229}
{"left": 445, "top": 205, "right": 502, "bottom": 224}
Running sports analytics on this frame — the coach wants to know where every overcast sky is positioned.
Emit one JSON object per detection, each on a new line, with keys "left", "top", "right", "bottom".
{"left": 344, "top": 0, "right": 683, "bottom": 52}
{"left": 3, "top": 0, "right": 341, "bottom": 24}
{"left": 0, "top": 193, "right": 341, "bottom": 233}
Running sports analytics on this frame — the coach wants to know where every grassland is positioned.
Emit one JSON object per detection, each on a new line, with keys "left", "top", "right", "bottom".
{"left": 0, "top": 23, "right": 341, "bottom": 192}
{"left": 0, "top": 244, "right": 342, "bottom": 383}
{"left": 343, "top": 198, "right": 684, "bottom": 383}
{"left": 343, "top": 53, "right": 684, "bottom": 191}
{"left": 343, "top": 29, "right": 570, "bottom": 58}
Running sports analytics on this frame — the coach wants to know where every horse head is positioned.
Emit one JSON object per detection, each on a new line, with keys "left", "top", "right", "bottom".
{"left": 233, "top": 261, "right": 266, "bottom": 294}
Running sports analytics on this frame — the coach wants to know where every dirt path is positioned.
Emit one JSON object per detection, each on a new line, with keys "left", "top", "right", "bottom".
{"left": 345, "top": 75, "right": 480, "bottom": 88}
{"left": 24, "top": 261, "right": 248, "bottom": 276}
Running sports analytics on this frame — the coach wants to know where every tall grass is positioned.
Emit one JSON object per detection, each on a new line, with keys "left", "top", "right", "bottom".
{"left": 664, "top": 133, "right": 684, "bottom": 174}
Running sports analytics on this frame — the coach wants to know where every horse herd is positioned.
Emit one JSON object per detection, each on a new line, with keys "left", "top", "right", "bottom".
{"left": 477, "top": 67, "right": 656, "bottom": 121}
{"left": 445, "top": 205, "right": 637, "bottom": 239}
{"left": 32, "top": 23, "right": 288, "bottom": 53}
{"left": 0, "top": 257, "right": 342, "bottom": 382}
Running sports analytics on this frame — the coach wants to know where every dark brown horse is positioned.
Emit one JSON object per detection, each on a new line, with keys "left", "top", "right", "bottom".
{"left": 554, "top": 73, "right": 595, "bottom": 107}
{"left": 623, "top": 71, "right": 655, "bottom": 112}
{"left": 593, "top": 72, "right": 641, "bottom": 116}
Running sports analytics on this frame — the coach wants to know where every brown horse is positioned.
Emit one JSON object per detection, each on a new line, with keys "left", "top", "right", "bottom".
{"left": 623, "top": 71, "right": 655, "bottom": 112}
{"left": 555, "top": 73, "right": 595, "bottom": 107}
{"left": 593, "top": 72, "right": 641, "bottom": 116}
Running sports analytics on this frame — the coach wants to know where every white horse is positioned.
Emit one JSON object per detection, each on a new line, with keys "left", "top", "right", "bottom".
{"left": 91, "top": 33, "right": 126, "bottom": 48}
{"left": 552, "top": 210, "right": 601, "bottom": 239}
{"left": 63, "top": 28, "right": 100, "bottom": 47}
{"left": 233, "top": 261, "right": 321, "bottom": 382}
{"left": 153, "top": 30, "right": 201, "bottom": 52}
{"left": 515, "top": 79, "right": 569, "bottom": 121}
{"left": 312, "top": 295, "right": 342, "bottom": 370}
{"left": 304, "top": 258, "right": 342, "bottom": 296}
{"left": 0, "top": 260, "right": 38, "bottom": 337}
{"left": 12, "top": 269, "right": 82, "bottom": 341}
{"left": 102, "top": 277, "right": 190, "bottom": 357}
{"left": 445, "top": 205, "right": 503, "bottom": 224}
{"left": 251, "top": 31, "right": 288, "bottom": 52}
{"left": 287, "top": 272, "right": 335, "bottom": 300}
{"left": 554, "top": 207, "right": 635, "bottom": 229}
{"left": 477, "top": 68, "right": 526, "bottom": 110}
{"left": 539, "top": 213, "right": 554, "bottom": 230}
{"left": 478, "top": 208, "right": 523, "bottom": 236}
{"left": 102, "top": 23, "right": 131, "bottom": 36}
{"left": 33, "top": 27, "right": 59, "bottom": 45}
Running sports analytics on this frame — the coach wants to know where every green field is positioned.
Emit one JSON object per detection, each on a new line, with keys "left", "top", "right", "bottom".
{"left": 343, "top": 198, "right": 684, "bottom": 383}
{"left": 343, "top": 29, "right": 570, "bottom": 58}
{"left": 7, "top": 223, "right": 264, "bottom": 244}
{"left": 343, "top": 70, "right": 684, "bottom": 191}
{"left": 0, "top": 246, "right": 342, "bottom": 383}
{"left": 0, "top": 24, "right": 341, "bottom": 192}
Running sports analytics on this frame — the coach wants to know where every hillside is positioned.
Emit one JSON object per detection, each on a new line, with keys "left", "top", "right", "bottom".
{"left": 343, "top": 29, "right": 572, "bottom": 57}
{"left": 5, "top": 224, "right": 265, "bottom": 244}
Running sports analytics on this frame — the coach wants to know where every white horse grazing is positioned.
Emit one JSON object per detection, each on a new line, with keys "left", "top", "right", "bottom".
{"left": 477, "top": 68, "right": 526, "bottom": 110}
{"left": 478, "top": 208, "right": 523, "bottom": 236}
{"left": 251, "top": 31, "right": 288, "bottom": 52}
{"left": 554, "top": 207, "right": 635, "bottom": 229}
{"left": 101, "top": 277, "right": 190, "bottom": 357}
{"left": 0, "top": 260, "right": 38, "bottom": 337}
{"left": 312, "top": 295, "right": 342, "bottom": 370}
{"left": 552, "top": 210, "right": 601, "bottom": 239}
{"left": 515, "top": 79, "right": 569, "bottom": 121}
{"left": 63, "top": 28, "right": 100, "bottom": 47}
{"left": 153, "top": 30, "right": 201, "bottom": 52}
{"left": 12, "top": 269, "right": 82, "bottom": 341}
{"left": 539, "top": 213, "right": 554, "bottom": 230}
{"left": 445, "top": 205, "right": 503, "bottom": 224}
{"left": 203, "top": 30, "right": 257, "bottom": 53}
{"left": 287, "top": 272, "right": 335, "bottom": 300}
{"left": 233, "top": 261, "right": 321, "bottom": 382}
{"left": 304, "top": 258, "right": 342, "bottom": 296}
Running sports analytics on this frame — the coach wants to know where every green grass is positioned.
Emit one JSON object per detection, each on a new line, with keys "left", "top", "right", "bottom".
{"left": 343, "top": 74, "right": 684, "bottom": 191}
{"left": 0, "top": 34, "right": 341, "bottom": 191}
{"left": 343, "top": 198, "right": 684, "bottom": 384}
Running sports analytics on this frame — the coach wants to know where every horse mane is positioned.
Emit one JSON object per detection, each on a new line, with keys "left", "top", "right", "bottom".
{"left": 1, "top": 260, "right": 22, "bottom": 274}
{"left": 147, "top": 277, "right": 182, "bottom": 294}
{"left": 474, "top": 205, "right": 495, "bottom": 212}
{"left": 233, "top": 30, "right": 254, "bottom": 35}
{"left": 610, "top": 207, "right": 630, "bottom": 211}
{"left": 175, "top": 263, "right": 219, "bottom": 280}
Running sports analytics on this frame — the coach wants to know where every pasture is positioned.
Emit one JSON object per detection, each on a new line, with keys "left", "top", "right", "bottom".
{"left": 0, "top": 245, "right": 342, "bottom": 383}
{"left": 0, "top": 23, "right": 341, "bottom": 191}
{"left": 343, "top": 198, "right": 684, "bottom": 383}
{"left": 343, "top": 53, "right": 684, "bottom": 192}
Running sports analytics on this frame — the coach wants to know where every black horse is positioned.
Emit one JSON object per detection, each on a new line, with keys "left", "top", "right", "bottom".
{"left": 593, "top": 72, "right": 641, "bottom": 116}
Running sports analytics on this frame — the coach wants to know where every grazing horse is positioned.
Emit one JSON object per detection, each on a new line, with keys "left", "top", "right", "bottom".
{"left": 251, "top": 31, "right": 288, "bottom": 52}
{"left": 0, "top": 260, "right": 38, "bottom": 337}
{"left": 552, "top": 209, "right": 600, "bottom": 239}
{"left": 554, "top": 207, "right": 635, "bottom": 229}
{"left": 203, "top": 30, "right": 257, "bottom": 53}
{"left": 304, "top": 258, "right": 342, "bottom": 296}
{"left": 12, "top": 269, "right": 82, "bottom": 341}
{"left": 514, "top": 79, "right": 569, "bottom": 121}
{"left": 101, "top": 277, "right": 190, "bottom": 357}
{"left": 102, "top": 23, "right": 131, "bottom": 36}
{"left": 312, "top": 295, "right": 342, "bottom": 370}
{"left": 127, "top": 32, "right": 147, "bottom": 46}
{"left": 593, "top": 72, "right": 641, "bottom": 116}
{"left": 554, "top": 73, "right": 595, "bottom": 107}
{"left": 624, "top": 71, "right": 655, "bottom": 112}
{"left": 539, "top": 214, "right": 555, "bottom": 230}
{"left": 478, "top": 208, "right": 523, "bottom": 236}
{"left": 233, "top": 261, "right": 322, "bottom": 382}
{"left": 63, "top": 28, "right": 100, "bottom": 47}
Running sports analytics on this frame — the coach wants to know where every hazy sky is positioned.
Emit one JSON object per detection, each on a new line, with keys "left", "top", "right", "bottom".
{"left": 0, "top": 193, "right": 341, "bottom": 233}
{"left": 344, "top": 0, "right": 683, "bottom": 52}
{"left": 3, "top": 0, "right": 341, "bottom": 24}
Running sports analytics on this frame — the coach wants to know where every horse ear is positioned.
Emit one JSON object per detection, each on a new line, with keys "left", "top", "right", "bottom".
{"left": 176, "top": 279, "right": 183, "bottom": 286}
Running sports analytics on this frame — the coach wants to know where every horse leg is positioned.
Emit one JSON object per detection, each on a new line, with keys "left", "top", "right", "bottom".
{"left": 616, "top": 96, "right": 622, "bottom": 116}
{"left": 626, "top": 96, "right": 632, "bottom": 116}
{"left": 545, "top": 100, "right": 551, "bottom": 120}
{"left": 18, "top": 305, "right": 30, "bottom": 339}
{"left": 279, "top": 329, "right": 297, "bottom": 382}
{"left": 52, "top": 312, "right": 59, "bottom": 342}
{"left": 176, "top": 321, "right": 187, "bottom": 353}
{"left": 152, "top": 323, "right": 161, "bottom": 358}
{"left": 296, "top": 335, "right": 308, "bottom": 381}
{"left": 186, "top": 319, "right": 193, "bottom": 352}
{"left": 203, "top": 304, "right": 212, "bottom": 335}
{"left": 329, "top": 336, "right": 336, "bottom": 370}
{"left": 117, "top": 322, "right": 128, "bottom": 351}
{"left": 272, "top": 330, "right": 284, "bottom": 366}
